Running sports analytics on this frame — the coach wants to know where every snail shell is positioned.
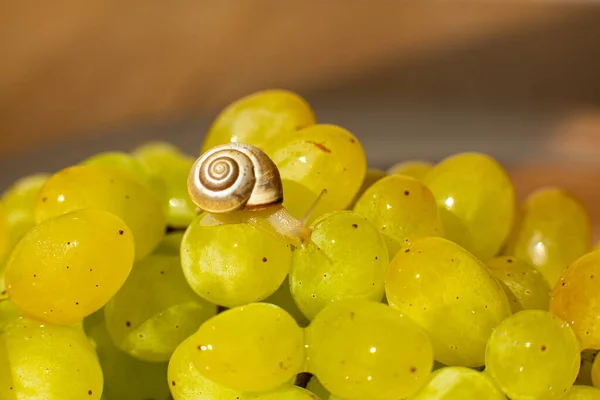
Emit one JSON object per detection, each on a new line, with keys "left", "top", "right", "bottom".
{"left": 188, "top": 143, "right": 284, "bottom": 213}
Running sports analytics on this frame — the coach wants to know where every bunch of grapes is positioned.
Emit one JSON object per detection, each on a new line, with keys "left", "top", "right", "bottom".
{"left": 1, "top": 89, "right": 600, "bottom": 400}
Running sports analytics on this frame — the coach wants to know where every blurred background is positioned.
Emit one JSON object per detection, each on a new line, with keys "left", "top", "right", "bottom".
{"left": 1, "top": 1, "right": 600, "bottom": 228}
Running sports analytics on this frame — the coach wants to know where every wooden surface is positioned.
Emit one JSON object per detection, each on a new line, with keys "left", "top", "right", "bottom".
{"left": 0, "top": 0, "right": 588, "bottom": 156}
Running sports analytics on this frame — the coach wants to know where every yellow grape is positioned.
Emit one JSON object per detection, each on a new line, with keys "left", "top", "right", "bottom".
{"left": 202, "top": 89, "right": 316, "bottom": 153}
{"left": 154, "top": 231, "right": 184, "bottom": 255}
{"left": 0, "top": 272, "right": 18, "bottom": 332}
{"left": 1, "top": 173, "right": 48, "bottom": 257}
{"left": 0, "top": 316, "right": 103, "bottom": 399}
{"left": 386, "top": 237, "right": 511, "bottom": 366}
{"left": 5, "top": 209, "right": 134, "bottom": 324}
{"left": 84, "top": 310, "right": 170, "bottom": 400}
{"left": 306, "top": 300, "right": 433, "bottom": 400}
{"left": 268, "top": 124, "right": 366, "bottom": 222}
{"left": 354, "top": 175, "right": 443, "bottom": 258}
{"left": 290, "top": 211, "right": 388, "bottom": 320}
{"left": 388, "top": 160, "right": 433, "bottom": 180}
{"left": 35, "top": 164, "right": 166, "bottom": 260}
{"left": 348, "top": 168, "right": 387, "bottom": 208}
{"left": 550, "top": 250, "right": 600, "bottom": 350}
{"left": 83, "top": 151, "right": 154, "bottom": 187}
{"left": 181, "top": 212, "right": 291, "bottom": 307}
{"left": 486, "top": 256, "right": 550, "bottom": 313}
{"left": 505, "top": 187, "right": 591, "bottom": 287}
{"left": 486, "top": 310, "right": 580, "bottom": 400}
{"left": 252, "top": 385, "right": 322, "bottom": 400}
{"left": 0, "top": 204, "right": 5, "bottom": 261}
{"left": 168, "top": 334, "right": 249, "bottom": 400}
{"left": 264, "top": 276, "right": 310, "bottom": 327}
{"left": 561, "top": 386, "right": 600, "bottom": 400}
{"left": 409, "top": 367, "right": 505, "bottom": 400}
{"left": 191, "top": 303, "right": 305, "bottom": 393}
{"left": 104, "top": 254, "right": 217, "bottom": 362}
{"left": 424, "top": 152, "right": 515, "bottom": 260}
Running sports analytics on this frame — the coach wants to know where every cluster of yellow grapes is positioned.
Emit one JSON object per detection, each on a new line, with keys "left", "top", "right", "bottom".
{"left": 0, "top": 89, "right": 599, "bottom": 400}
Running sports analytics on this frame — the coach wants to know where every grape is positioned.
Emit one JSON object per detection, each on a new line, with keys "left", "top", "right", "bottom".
{"left": 190, "top": 303, "right": 305, "bottom": 393}
{"left": 353, "top": 175, "right": 443, "bottom": 258}
{"left": 561, "top": 386, "right": 600, "bottom": 400}
{"left": 388, "top": 160, "right": 433, "bottom": 180}
{"left": 0, "top": 316, "right": 103, "bottom": 399}
{"left": 505, "top": 188, "right": 591, "bottom": 286}
{"left": 290, "top": 211, "right": 388, "bottom": 320}
{"left": 306, "top": 300, "right": 433, "bottom": 400}
{"left": 264, "top": 276, "right": 310, "bottom": 327}
{"left": 1, "top": 173, "right": 48, "bottom": 257}
{"left": 35, "top": 164, "right": 166, "bottom": 260}
{"left": 154, "top": 231, "right": 185, "bottom": 255}
{"left": 486, "top": 310, "right": 580, "bottom": 400}
{"left": 348, "top": 168, "right": 387, "bottom": 208}
{"left": 202, "top": 89, "right": 316, "bottom": 153}
{"left": 168, "top": 334, "right": 249, "bottom": 400}
{"left": 83, "top": 151, "right": 155, "bottom": 188}
{"left": 550, "top": 250, "right": 600, "bottom": 350}
{"left": 0, "top": 204, "right": 5, "bottom": 261}
{"left": 486, "top": 256, "right": 550, "bottom": 313}
{"left": 409, "top": 367, "right": 505, "bottom": 400}
{"left": 385, "top": 237, "right": 511, "bottom": 366}
{"left": 104, "top": 253, "right": 217, "bottom": 362}
{"left": 0, "top": 272, "right": 18, "bottom": 332}
{"left": 268, "top": 124, "right": 367, "bottom": 222}
{"left": 251, "top": 385, "right": 321, "bottom": 400}
{"left": 84, "top": 310, "right": 170, "bottom": 400}
{"left": 424, "top": 152, "right": 515, "bottom": 261}
{"left": 181, "top": 212, "right": 291, "bottom": 307}
{"left": 307, "top": 376, "right": 331, "bottom": 399}
{"left": 5, "top": 209, "right": 134, "bottom": 325}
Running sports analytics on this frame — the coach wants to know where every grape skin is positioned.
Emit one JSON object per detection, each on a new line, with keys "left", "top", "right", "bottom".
{"left": 561, "top": 386, "right": 600, "bottom": 399}
{"left": 348, "top": 168, "right": 387, "bottom": 208}
{"left": 35, "top": 164, "right": 166, "bottom": 260}
{"left": 191, "top": 303, "right": 305, "bottom": 393}
{"left": 388, "top": 160, "right": 433, "bottom": 180}
{"left": 409, "top": 367, "right": 505, "bottom": 400}
{"left": 504, "top": 187, "right": 591, "bottom": 287}
{"left": 386, "top": 237, "right": 511, "bottom": 367}
{"left": 290, "top": 211, "right": 388, "bottom": 320}
{"left": 424, "top": 152, "right": 515, "bottom": 261}
{"left": 0, "top": 316, "right": 103, "bottom": 399}
{"left": 104, "top": 254, "right": 217, "bottom": 362}
{"left": 5, "top": 209, "right": 134, "bottom": 325}
{"left": 486, "top": 310, "right": 580, "bottom": 400}
{"left": 306, "top": 300, "right": 433, "bottom": 400}
{"left": 181, "top": 213, "right": 291, "bottom": 308}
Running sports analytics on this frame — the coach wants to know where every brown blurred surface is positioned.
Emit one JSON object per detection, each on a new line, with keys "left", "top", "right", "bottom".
{"left": 0, "top": 1, "right": 591, "bottom": 156}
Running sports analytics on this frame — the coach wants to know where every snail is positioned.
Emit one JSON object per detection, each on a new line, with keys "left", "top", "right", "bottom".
{"left": 188, "top": 142, "right": 313, "bottom": 247}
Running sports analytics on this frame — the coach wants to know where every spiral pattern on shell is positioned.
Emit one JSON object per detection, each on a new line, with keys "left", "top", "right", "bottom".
{"left": 188, "top": 143, "right": 283, "bottom": 213}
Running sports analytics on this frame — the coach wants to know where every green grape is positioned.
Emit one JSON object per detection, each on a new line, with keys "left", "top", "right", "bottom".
{"left": 35, "top": 164, "right": 166, "bottom": 260}
{"left": 1, "top": 173, "right": 48, "bottom": 257}
{"left": 268, "top": 124, "right": 366, "bottom": 222}
{"left": 561, "top": 386, "right": 600, "bottom": 400}
{"left": 306, "top": 300, "right": 433, "bottom": 400}
{"left": 251, "top": 385, "right": 321, "bottom": 400}
{"left": 0, "top": 316, "right": 103, "bottom": 399}
{"left": 84, "top": 310, "right": 170, "bottom": 400}
{"left": 424, "top": 152, "right": 515, "bottom": 261}
{"left": 290, "top": 211, "right": 388, "bottom": 320}
{"left": 409, "top": 367, "right": 505, "bottom": 400}
{"left": 388, "top": 160, "right": 433, "bottom": 180}
{"left": 264, "top": 276, "right": 309, "bottom": 327}
{"left": 191, "top": 303, "right": 304, "bottom": 393}
{"left": 348, "top": 168, "right": 387, "bottom": 208}
{"left": 386, "top": 237, "right": 511, "bottom": 367}
{"left": 505, "top": 187, "right": 591, "bottom": 287}
{"left": 5, "top": 209, "right": 134, "bottom": 325}
{"left": 353, "top": 175, "right": 443, "bottom": 258}
{"left": 307, "top": 376, "right": 331, "bottom": 399}
{"left": 486, "top": 310, "right": 580, "bottom": 400}
{"left": 83, "top": 151, "right": 154, "bottom": 187}
{"left": 181, "top": 212, "right": 291, "bottom": 307}
{"left": 486, "top": 256, "right": 550, "bottom": 313}
{"left": 202, "top": 89, "right": 316, "bottom": 153}
{"left": 550, "top": 250, "right": 600, "bottom": 350}
{"left": 154, "top": 231, "right": 185, "bottom": 255}
{"left": 0, "top": 272, "right": 18, "bottom": 332}
{"left": 0, "top": 204, "right": 5, "bottom": 261}
{"left": 132, "top": 141, "right": 184, "bottom": 165}
{"left": 168, "top": 334, "right": 250, "bottom": 400}
{"left": 104, "top": 253, "right": 217, "bottom": 362}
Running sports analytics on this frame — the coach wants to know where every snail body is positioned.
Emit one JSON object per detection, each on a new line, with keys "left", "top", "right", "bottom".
{"left": 188, "top": 143, "right": 283, "bottom": 213}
